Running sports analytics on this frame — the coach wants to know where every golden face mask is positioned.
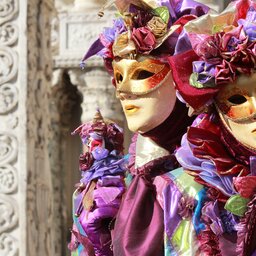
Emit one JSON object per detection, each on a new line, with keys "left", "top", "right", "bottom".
{"left": 215, "top": 74, "right": 256, "bottom": 150}
{"left": 113, "top": 58, "right": 171, "bottom": 95}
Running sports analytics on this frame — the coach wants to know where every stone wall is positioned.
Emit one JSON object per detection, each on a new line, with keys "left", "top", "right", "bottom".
{"left": 0, "top": 1, "right": 24, "bottom": 255}
{"left": 0, "top": 0, "right": 57, "bottom": 255}
{"left": 26, "top": 1, "right": 57, "bottom": 255}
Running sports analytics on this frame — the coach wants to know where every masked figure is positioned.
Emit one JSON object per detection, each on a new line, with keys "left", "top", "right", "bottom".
{"left": 69, "top": 110, "right": 127, "bottom": 256}
{"left": 168, "top": 1, "right": 256, "bottom": 255}
{"left": 70, "top": 0, "right": 210, "bottom": 255}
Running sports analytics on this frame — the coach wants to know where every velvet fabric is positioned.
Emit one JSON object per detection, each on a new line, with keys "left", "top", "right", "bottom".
{"left": 168, "top": 50, "right": 220, "bottom": 109}
{"left": 143, "top": 99, "right": 194, "bottom": 152}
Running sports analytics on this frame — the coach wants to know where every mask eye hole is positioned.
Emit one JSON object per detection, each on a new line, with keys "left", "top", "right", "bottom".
{"left": 132, "top": 69, "right": 155, "bottom": 80}
{"left": 227, "top": 94, "right": 247, "bottom": 105}
{"left": 115, "top": 72, "right": 123, "bottom": 84}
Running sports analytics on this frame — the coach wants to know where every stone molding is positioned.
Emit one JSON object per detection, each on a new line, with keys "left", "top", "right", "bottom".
{"left": 53, "top": 10, "right": 115, "bottom": 68}
{"left": 0, "top": 0, "right": 58, "bottom": 255}
{"left": 0, "top": 0, "right": 19, "bottom": 25}
{"left": 0, "top": 0, "right": 19, "bottom": 255}
{"left": 52, "top": 5, "right": 124, "bottom": 121}
{"left": 68, "top": 68, "right": 123, "bottom": 123}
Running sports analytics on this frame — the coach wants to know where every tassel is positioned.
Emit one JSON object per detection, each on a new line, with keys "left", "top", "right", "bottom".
{"left": 98, "top": 0, "right": 115, "bottom": 17}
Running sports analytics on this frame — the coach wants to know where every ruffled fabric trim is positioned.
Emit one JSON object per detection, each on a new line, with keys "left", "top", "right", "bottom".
{"left": 175, "top": 112, "right": 256, "bottom": 255}
{"left": 197, "top": 200, "right": 222, "bottom": 255}
{"left": 236, "top": 193, "right": 256, "bottom": 256}
{"left": 187, "top": 123, "right": 249, "bottom": 176}
{"left": 128, "top": 133, "right": 178, "bottom": 177}
{"left": 176, "top": 113, "right": 251, "bottom": 201}
{"left": 81, "top": 151, "right": 127, "bottom": 184}
{"left": 197, "top": 227, "right": 221, "bottom": 256}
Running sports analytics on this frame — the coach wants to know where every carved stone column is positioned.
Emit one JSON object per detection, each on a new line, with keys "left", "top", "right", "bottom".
{"left": 0, "top": 0, "right": 57, "bottom": 255}
{"left": 53, "top": 5, "right": 124, "bottom": 122}
{"left": 26, "top": 1, "right": 58, "bottom": 255}
{"left": 0, "top": 1, "right": 21, "bottom": 256}
{"left": 68, "top": 68, "right": 123, "bottom": 123}
{"left": 50, "top": 69, "right": 83, "bottom": 255}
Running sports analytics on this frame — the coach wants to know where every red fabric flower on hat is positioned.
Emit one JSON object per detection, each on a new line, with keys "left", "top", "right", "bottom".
{"left": 215, "top": 26, "right": 256, "bottom": 85}
{"left": 132, "top": 27, "right": 156, "bottom": 54}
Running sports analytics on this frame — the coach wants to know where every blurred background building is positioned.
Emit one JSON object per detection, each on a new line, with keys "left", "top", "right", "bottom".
{"left": 0, "top": 0, "right": 231, "bottom": 255}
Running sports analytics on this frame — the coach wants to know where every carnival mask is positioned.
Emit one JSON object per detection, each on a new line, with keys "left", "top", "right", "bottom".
{"left": 113, "top": 58, "right": 176, "bottom": 133}
{"left": 215, "top": 74, "right": 256, "bottom": 150}
{"left": 87, "top": 134, "right": 105, "bottom": 152}
{"left": 113, "top": 58, "right": 171, "bottom": 95}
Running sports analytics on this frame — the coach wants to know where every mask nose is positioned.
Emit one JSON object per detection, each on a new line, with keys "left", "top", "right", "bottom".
{"left": 115, "top": 73, "right": 137, "bottom": 100}
{"left": 116, "top": 89, "right": 137, "bottom": 100}
{"left": 116, "top": 74, "right": 130, "bottom": 92}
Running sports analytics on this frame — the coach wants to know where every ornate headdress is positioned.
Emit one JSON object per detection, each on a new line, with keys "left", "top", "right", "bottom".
{"left": 81, "top": 0, "right": 210, "bottom": 74}
{"left": 169, "top": 0, "right": 256, "bottom": 111}
{"left": 72, "top": 109, "right": 124, "bottom": 153}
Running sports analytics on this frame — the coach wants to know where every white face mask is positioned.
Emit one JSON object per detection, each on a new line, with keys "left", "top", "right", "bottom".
{"left": 215, "top": 74, "right": 256, "bottom": 150}
{"left": 113, "top": 58, "right": 176, "bottom": 133}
